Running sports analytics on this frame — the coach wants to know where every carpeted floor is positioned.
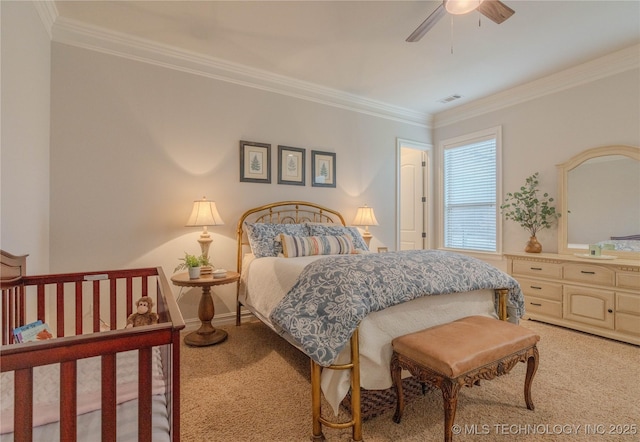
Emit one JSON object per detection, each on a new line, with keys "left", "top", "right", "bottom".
{"left": 180, "top": 319, "right": 639, "bottom": 441}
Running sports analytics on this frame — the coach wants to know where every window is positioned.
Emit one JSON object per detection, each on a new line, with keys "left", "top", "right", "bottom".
{"left": 440, "top": 127, "right": 501, "bottom": 253}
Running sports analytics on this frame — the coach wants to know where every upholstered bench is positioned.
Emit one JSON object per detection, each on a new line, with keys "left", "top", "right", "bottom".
{"left": 391, "top": 315, "right": 540, "bottom": 442}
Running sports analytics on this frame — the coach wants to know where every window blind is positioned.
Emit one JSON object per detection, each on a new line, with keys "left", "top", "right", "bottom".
{"left": 443, "top": 138, "right": 497, "bottom": 252}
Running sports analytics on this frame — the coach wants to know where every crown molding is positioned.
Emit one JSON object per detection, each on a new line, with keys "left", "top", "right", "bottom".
{"left": 51, "top": 17, "right": 431, "bottom": 128}
{"left": 433, "top": 44, "right": 640, "bottom": 128}
{"left": 33, "top": 1, "right": 57, "bottom": 39}
{"left": 47, "top": 13, "right": 636, "bottom": 132}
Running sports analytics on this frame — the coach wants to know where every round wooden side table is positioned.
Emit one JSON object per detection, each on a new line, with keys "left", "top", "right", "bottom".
{"left": 171, "top": 271, "right": 240, "bottom": 347}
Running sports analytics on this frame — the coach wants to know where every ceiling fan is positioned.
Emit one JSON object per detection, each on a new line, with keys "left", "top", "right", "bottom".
{"left": 406, "top": 0, "right": 515, "bottom": 42}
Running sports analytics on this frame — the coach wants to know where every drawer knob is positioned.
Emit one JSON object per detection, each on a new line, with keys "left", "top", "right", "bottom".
{"left": 581, "top": 271, "right": 596, "bottom": 275}
{"left": 530, "top": 302, "right": 542, "bottom": 307}
{"left": 607, "top": 309, "right": 613, "bottom": 313}
{"left": 530, "top": 267, "right": 542, "bottom": 271}
{"left": 530, "top": 286, "right": 542, "bottom": 290}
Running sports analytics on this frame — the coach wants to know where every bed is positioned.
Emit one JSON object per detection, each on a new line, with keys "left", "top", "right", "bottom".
{"left": 235, "top": 201, "right": 524, "bottom": 441}
{"left": 0, "top": 250, "right": 185, "bottom": 441}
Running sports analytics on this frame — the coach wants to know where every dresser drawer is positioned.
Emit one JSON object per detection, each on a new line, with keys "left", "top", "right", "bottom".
{"left": 564, "top": 263, "right": 615, "bottom": 286}
{"left": 517, "top": 277, "right": 562, "bottom": 301}
{"left": 512, "top": 260, "right": 562, "bottom": 279}
{"left": 617, "top": 272, "right": 640, "bottom": 290}
{"left": 617, "top": 292, "right": 640, "bottom": 315}
{"left": 524, "top": 296, "right": 562, "bottom": 319}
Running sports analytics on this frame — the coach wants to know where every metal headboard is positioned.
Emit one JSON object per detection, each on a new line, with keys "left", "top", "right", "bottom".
{"left": 235, "top": 201, "right": 346, "bottom": 275}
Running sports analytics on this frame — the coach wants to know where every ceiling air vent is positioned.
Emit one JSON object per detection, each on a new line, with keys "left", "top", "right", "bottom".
{"left": 438, "top": 94, "right": 462, "bottom": 104}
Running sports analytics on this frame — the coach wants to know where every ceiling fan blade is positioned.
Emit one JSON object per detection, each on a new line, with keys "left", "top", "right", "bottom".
{"left": 406, "top": 3, "right": 447, "bottom": 42}
{"left": 478, "top": 0, "right": 515, "bottom": 24}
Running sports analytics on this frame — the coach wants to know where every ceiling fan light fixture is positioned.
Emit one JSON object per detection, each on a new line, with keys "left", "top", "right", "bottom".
{"left": 444, "top": 0, "right": 485, "bottom": 15}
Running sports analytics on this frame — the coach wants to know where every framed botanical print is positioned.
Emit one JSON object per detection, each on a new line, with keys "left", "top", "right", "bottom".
{"left": 240, "top": 140, "right": 271, "bottom": 183}
{"left": 311, "top": 150, "right": 336, "bottom": 188}
{"left": 277, "top": 145, "right": 305, "bottom": 186}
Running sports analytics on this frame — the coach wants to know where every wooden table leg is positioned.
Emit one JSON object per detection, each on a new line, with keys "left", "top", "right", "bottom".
{"left": 184, "top": 286, "right": 228, "bottom": 346}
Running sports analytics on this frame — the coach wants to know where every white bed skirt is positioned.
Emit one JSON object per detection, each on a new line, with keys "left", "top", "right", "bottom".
{"left": 239, "top": 254, "right": 499, "bottom": 414}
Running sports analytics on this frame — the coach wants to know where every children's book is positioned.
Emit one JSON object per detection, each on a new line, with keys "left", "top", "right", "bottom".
{"left": 13, "top": 320, "right": 54, "bottom": 343}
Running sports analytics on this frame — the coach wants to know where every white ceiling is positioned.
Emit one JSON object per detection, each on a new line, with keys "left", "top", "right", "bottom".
{"left": 52, "top": 1, "right": 640, "bottom": 119}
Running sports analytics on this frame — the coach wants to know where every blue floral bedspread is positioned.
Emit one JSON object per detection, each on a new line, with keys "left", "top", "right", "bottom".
{"left": 269, "top": 250, "right": 524, "bottom": 366}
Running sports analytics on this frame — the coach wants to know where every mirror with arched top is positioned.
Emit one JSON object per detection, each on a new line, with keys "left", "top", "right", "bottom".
{"left": 557, "top": 145, "right": 640, "bottom": 259}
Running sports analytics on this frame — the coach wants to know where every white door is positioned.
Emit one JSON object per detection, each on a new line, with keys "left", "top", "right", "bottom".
{"left": 400, "top": 146, "right": 427, "bottom": 250}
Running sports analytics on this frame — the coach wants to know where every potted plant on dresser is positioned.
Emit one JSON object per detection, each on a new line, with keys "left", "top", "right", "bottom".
{"left": 501, "top": 172, "right": 560, "bottom": 253}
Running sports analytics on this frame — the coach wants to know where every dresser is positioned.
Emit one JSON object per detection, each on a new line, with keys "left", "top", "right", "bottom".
{"left": 505, "top": 252, "right": 640, "bottom": 345}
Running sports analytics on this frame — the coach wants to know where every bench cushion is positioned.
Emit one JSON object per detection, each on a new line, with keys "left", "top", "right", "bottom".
{"left": 391, "top": 315, "right": 540, "bottom": 378}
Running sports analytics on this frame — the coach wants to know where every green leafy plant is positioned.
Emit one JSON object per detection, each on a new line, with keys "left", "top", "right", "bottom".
{"left": 500, "top": 172, "right": 560, "bottom": 237}
{"left": 174, "top": 252, "right": 208, "bottom": 272}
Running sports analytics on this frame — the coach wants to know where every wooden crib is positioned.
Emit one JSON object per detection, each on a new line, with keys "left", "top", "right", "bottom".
{"left": 0, "top": 250, "right": 185, "bottom": 441}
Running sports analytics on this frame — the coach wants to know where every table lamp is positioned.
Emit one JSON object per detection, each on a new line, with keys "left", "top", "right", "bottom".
{"left": 185, "top": 197, "right": 224, "bottom": 272}
{"left": 352, "top": 205, "right": 379, "bottom": 247}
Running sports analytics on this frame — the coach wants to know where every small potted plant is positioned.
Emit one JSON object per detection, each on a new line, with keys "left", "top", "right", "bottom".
{"left": 501, "top": 172, "right": 560, "bottom": 253}
{"left": 175, "top": 252, "right": 206, "bottom": 279}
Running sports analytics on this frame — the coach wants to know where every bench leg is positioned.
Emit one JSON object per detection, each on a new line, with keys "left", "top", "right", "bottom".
{"left": 524, "top": 346, "right": 539, "bottom": 410}
{"left": 441, "top": 380, "right": 461, "bottom": 442}
{"left": 390, "top": 353, "right": 404, "bottom": 424}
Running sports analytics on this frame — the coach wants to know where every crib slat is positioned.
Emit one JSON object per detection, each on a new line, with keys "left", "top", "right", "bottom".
{"left": 92, "top": 280, "right": 101, "bottom": 334}
{"left": 4, "top": 290, "right": 13, "bottom": 345}
{"left": 9, "top": 290, "right": 15, "bottom": 344}
{"left": 126, "top": 277, "right": 133, "bottom": 317}
{"left": 60, "top": 360, "right": 78, "bottom": 439}
{"left": 1, "top": 291, "right": 6, "bottom": 345}
{"left": 75, "top": 281, "right": 83, "bottom": 335}
{"left": 37, "top": 284, "right": 45, "bottom": 322}
{"left": 139, "top": 347, "right": 153, "bottom": 442}
{"left": 56, "top": 282, "right": 65, "bottom": 337}
{"left": 14, "top": 367, "right": 33, "bottom": 440}
{"left": 110, "top": 278, "right": 117, "bottom": 331}
{"left": 102, "top": 353, "right": 117, "bottom": 441}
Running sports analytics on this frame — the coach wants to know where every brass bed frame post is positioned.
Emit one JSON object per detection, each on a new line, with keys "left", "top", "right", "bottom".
{"left": 311, "top": 329, "right": 362, "bottom": 442}
{"left": 311, "top": 360, "right": 324, "bottom": 441}
{"left": 236, "top": 222, "right": 244, "bottom": 326}
{"left": 350, "top": 329, "right": 362, "bottom": 441}
{"left": 497, "top": 288, "right": 508, "bottom": 321}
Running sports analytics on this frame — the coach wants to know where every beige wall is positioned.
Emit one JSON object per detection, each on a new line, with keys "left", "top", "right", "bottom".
{"left": 0, "top": 1, "right": 51, "bottom": 274}
{"left": 49, "top": 43, "right": 429, "bottom": 322}
{"left": 434, "top": 69, "right": 640, "bottom": 260}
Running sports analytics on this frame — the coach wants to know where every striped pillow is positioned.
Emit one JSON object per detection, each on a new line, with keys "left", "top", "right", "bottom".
{"left": 279, "top": 234, "right": 355, "bottom": 258}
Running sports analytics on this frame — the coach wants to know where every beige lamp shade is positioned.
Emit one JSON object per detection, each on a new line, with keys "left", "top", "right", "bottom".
{"left": 185, "top": 197, "right": 224, "bottom": 261}
{"left": 352, "top": 205, "right": 379, "bottom": 247}
{"left": 444, "top": 0, "right": 484, "bottom": 15}
{"left": 186, "top": 198, "right": 224, "bottom": 227}
{"left": 352, "top": 205, "right": 379, "bottom": 229}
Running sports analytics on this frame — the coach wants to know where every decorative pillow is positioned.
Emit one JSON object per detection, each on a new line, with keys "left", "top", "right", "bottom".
{"left": 244, "top": 222, "right": 309, "bottom": 258}
{"left": 306, "top": 223, "right": 369, "bottom": 251}
{"left": 610, "top": 234, "right": 640, "bottom": 241}
{"left": 280, "top": 234, "right": 355, "bottom": 258}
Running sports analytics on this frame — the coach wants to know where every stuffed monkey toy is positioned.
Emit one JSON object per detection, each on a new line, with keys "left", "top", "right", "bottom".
{"left": 126, "top": 296, "right": 159, "bottom": 328}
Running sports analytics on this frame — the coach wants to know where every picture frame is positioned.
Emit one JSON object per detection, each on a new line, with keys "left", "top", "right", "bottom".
{"left": 240, "top": 141, "right": 271, "bottom": 183}
{"left": 311, "top": 150, "right": 336, "bottom": 188}
{"left": 277, "top": 145, "right": 305, "bottom": 186}
{"left": 377, "top": 247, "right": 389, "bottom": 253}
